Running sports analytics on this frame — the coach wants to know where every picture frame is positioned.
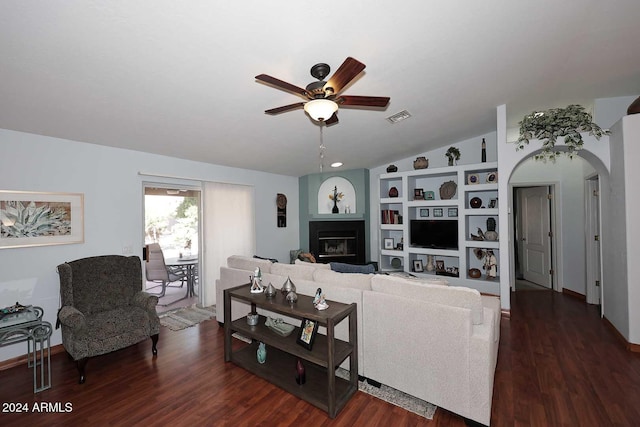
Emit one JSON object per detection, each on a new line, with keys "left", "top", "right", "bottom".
{"left": 448, "top": 208, "right": 458, "bottom": 217}
{"left": 488, "top": 198, "right": 498, "bottom": 209}
{"left": 413, "top": 259, "right": 424, "bottom": 272}
{"left": 419, "top": 208, "right": 429, "bottom": 217}
{"left": 383, "top": 237, "right": 394, "bottom": 250}
{"left": 433, "top": 208, "right": 443, "bottom": 217}
{"left": 424, "top": 191, "right": 435, "bottom": 200}
{"left": 435, "top": 260, "right": 445, "bottom": 272}
{"left": 414, "top": 188, "right": 425, "bottom": 200}
{"left": 0, "top": 191, "right": 84, "bottom": 249}
{"left": 297, "top": 318, "right": 319, "bottom": 350}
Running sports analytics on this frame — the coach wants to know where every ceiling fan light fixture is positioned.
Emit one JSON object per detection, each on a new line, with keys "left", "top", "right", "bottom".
{"left": 304, "top": 99, "right": 338, "bottom": 122}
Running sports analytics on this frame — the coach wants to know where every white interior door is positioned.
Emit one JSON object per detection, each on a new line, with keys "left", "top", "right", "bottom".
{"left": 585, "top": 177, "right": 602, "bottom": 305}
{"left": 521, "top": 186, "right": 552, "bottom": 288}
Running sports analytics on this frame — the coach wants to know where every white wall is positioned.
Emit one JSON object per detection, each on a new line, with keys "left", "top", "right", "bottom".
{"left": 0, "top": 129, "right": 299, "bottom": 362}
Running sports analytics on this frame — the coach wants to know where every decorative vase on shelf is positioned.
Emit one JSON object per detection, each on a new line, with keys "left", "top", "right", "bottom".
{"left": 257, "top": 342, "right": 267, "bottom": 364}
{"left": 388, "top": 186, "right": 399, "bottom": 198}
{"left": 332, "top": 198, "right": 339, "bottom": 214}
{"left": 413, "top": 156, "right": 429, "bottom": 169}
{"left": 426, "top": 255, "right": 435, "bottom": 272}
{"left": 295, "top": 359, "right": 306, "bottom": 385}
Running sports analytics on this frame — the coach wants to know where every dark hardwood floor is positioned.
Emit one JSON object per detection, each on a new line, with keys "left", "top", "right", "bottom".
{"left": 2, "top": 290, "right": 640, "bottom": 426}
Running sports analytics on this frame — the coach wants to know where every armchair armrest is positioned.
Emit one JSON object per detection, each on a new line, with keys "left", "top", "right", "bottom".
{"left": 132, "top": 291, "right": 159, "bottom": 312}
{"left": 58, "top": 306, "right": 86, "bottom": 331}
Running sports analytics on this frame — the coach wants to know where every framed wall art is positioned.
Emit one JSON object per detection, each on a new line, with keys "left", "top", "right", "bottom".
{"left": 413, "top": 259, "right": 424, "bottom": 272}
{"left": 0, "top": 191, "right": 84, "bottom": 249}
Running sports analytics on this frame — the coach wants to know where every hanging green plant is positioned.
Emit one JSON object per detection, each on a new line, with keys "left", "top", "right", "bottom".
{"left": 445, "top": 146, "right": 461, "bottom": 166}
{"left": 516, "top": 104, "right": 610, "bottom": 161}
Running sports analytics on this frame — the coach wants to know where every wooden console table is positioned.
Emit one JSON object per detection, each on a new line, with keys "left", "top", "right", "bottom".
{"left": 0, "top": 306, "right": 52, "bottom": 393}
{"left": 224, "top": 284, "right": 358, "bottom": 418}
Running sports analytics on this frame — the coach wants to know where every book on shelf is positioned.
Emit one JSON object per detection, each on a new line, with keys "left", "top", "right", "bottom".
{"left": 381, "top": 209, "right": 402, "bottom": 224}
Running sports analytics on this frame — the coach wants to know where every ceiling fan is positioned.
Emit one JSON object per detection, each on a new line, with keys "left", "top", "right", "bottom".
{"left": 255, "top": 57, "right": 390, "bottom": 125}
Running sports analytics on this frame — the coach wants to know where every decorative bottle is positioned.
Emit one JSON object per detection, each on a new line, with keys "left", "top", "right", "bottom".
{"left": 257, "top": 342, "right": 267, "bottom": 364}
{"left": 426, "top": 255, "right": 435, "bottom": 272}
{"left": 295, "top": 359, "right": 306, "bottom": 384}
{"left": 481, "top": 138, "right": 487, "bottom": 163}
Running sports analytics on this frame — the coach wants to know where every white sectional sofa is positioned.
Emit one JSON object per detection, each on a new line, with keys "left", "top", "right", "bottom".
{"left": 216, "top": 255, "right": 501, "bottom": 426}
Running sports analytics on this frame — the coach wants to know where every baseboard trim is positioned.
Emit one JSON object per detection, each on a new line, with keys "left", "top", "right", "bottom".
{"left": 0, "top": 344, "right": 65, "bottom": 371}
{"left": 603, "top": 315, "right": 640, "bottom": 353}
{"left": 562, "top": 288, "right": 586, "bottom": 302}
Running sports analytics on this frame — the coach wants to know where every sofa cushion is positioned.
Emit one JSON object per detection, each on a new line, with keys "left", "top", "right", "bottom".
{"left": 313, "top": 269, "right": 373, "bottom": 291}
{"left": 227, "top": 255, "right": 273, "bottom": 273}
{"left": 294, "top": 259, "right": 331, "bottom": 269}
{"left": 270, "top": 262, "right": 317, "bottom": 281}
{"left": 371, "top": 274, "right": 484, "bottom": 324}
{"left": 330, "top": 262, "right": 376, "bottom": 274}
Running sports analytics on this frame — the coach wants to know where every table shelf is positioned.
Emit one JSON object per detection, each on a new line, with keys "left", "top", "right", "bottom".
{"left": 224, "top": 284, "right": 358, "bottom": 418}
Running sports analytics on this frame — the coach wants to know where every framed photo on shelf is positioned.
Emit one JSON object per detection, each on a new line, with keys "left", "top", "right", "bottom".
{"left": 488, "top": 198, "right": 498, "bottom": 208}
{"left": 419, "top": 208, "right": 429, "bottom": 217}
{"left": 383, "top": 238, "right": 394, "bottom": 250}
{"left": 435, "top": 260, "right": 445, "bottom": 272}
{"left": 425, "top": 191, "right": 435, "bottom": 200}
{"left": 414, "top": 188, "right": 425, "bottom": 200}
{"left": 448, "top": 208, "right": 458, "bottom": 217}
{"left": 413, "top": 259, "right": 424, "bottom": 272}
{"left": 297, "top": 318, "right": 319, "bottom": 350}
{"left": 433, "top": 208, "right": 443, "bottom": 217}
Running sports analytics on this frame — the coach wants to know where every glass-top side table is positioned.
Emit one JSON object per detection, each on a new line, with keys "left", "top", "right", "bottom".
{"left": 0, "top": 306, "right": 52, "bottom": 393}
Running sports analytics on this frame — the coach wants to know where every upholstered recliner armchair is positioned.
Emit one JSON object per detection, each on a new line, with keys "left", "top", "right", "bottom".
{"left": 57, "top": 255, "right": 160, "bottom": 384}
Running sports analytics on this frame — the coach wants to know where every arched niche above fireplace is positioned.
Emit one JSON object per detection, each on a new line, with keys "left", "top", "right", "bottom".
{"left": 317, "top": 176, "right": 356, "bottom": 214}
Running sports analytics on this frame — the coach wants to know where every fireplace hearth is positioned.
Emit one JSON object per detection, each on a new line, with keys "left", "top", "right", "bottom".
{"left": 309, "top": 221, "right": 366, "bottom": 265}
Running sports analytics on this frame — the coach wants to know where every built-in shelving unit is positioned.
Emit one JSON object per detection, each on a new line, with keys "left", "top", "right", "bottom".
{"left": 378, "top": 162, "right": 500, "bottom": 294}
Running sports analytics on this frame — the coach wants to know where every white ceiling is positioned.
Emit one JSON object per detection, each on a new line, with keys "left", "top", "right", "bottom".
{"left": 1, "top": 1, "right": 639, "bottom": 177}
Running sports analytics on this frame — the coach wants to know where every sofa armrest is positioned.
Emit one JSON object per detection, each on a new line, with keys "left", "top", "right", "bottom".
{"left": 58, "top": 305, "right": 86, "bottom": 331}
{"left": 132, "top": 291, "right": 159, "bottom": 312}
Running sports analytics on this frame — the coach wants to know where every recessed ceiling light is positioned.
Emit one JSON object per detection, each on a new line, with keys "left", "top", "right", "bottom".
{"left": 331, "top": 162, "right": 343, "bottom": 168}
{"left": 386, "top": 110, "right": 412, "bottom": 124}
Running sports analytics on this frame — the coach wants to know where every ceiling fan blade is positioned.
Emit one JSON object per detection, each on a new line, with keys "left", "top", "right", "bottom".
{"left": 255, "top": 74, "right": 310, "bottom": 98}
{"left": 324, "top": 112, "right": 339, "bottom": 126}
{"left": 323, "top": 57, "right": 366, "bottom": 95}
{"left": 264, "top": 102, "right": 305, "bottom": 115}
{"left": 337, "top": 95, "right": 390, "bottom": 107}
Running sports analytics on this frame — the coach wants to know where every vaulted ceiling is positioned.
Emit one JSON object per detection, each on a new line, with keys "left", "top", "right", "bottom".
{"left": 1, "top": 1, "right": 639, "bottom": 176}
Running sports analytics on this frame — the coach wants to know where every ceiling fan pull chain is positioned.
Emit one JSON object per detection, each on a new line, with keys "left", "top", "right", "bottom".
{"left": 319, "top": 124, "right": 326, "bottom": 173}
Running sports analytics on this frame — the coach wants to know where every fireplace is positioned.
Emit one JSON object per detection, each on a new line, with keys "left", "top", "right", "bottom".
{"left": 309, "top": 221, "right": 366, "bottom": 265}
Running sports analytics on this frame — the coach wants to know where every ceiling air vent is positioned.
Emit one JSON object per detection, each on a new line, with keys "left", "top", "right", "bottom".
{"left": 386, "top": 110, "right": 411, "bottom": 124}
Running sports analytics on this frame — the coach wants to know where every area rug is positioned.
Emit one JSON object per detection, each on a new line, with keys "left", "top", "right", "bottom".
{"left": 337, "top": 368, "right": 437, "bottom": 420}
{"left": 159, "top": 305, "right": 216, "bottom": 331}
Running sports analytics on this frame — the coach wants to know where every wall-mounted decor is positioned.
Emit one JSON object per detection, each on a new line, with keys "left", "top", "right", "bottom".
{"left": 277, "top": 193, "right": 287, "bottom": 227}
{"left": 0, "top": 191, "right": 84, "bottom": 249}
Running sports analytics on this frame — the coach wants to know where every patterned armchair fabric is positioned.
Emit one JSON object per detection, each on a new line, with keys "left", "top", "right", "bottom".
{"left": 57, "top": 255, "right": 160, "bottom": 383}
